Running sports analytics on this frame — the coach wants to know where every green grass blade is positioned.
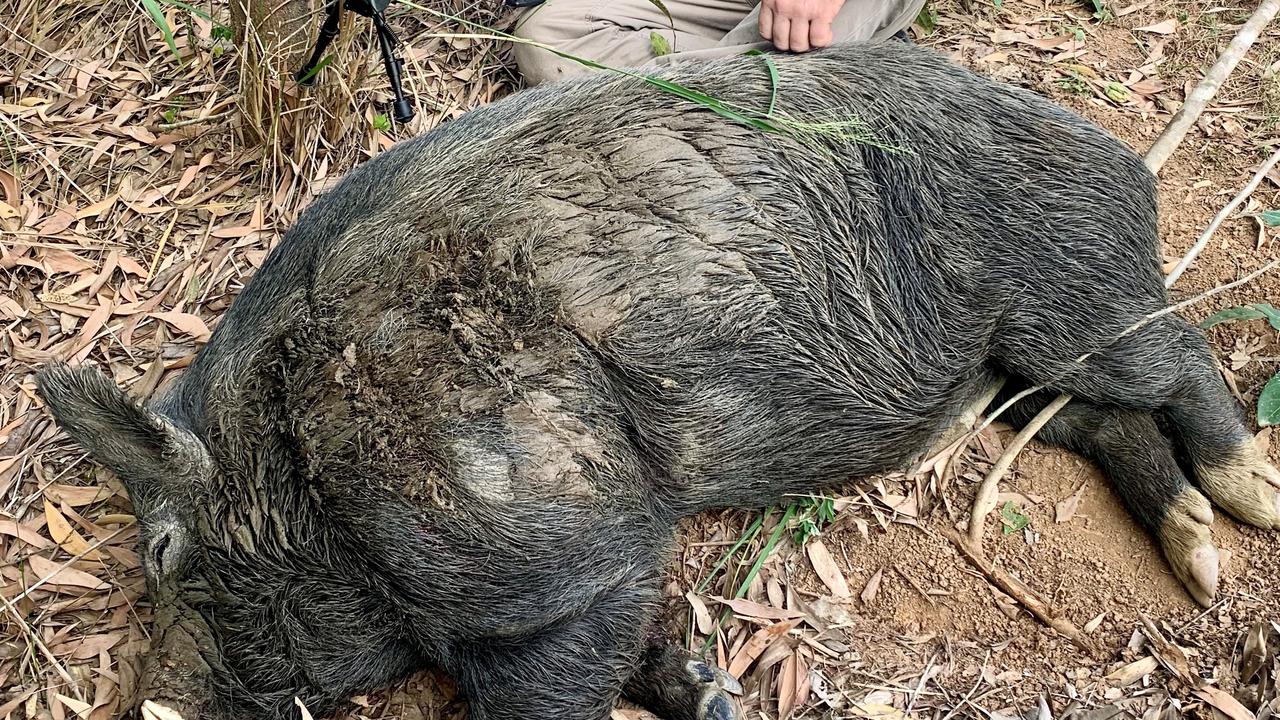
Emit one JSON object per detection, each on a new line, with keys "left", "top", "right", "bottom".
{"left": 743, "top": 50, "right": 780, "bottom": 116}
{"left": 734, "top": 504, "right": 796, "bottom": 600}
{"left": 694, "top": 513, "right": 766, "bottom": 595}
{"left": 395, "top": 8, "right": 896, "bottom": 151}
{"left": 140, "top": 0, "right": 181, "bottom": 60}
{"left": 1201, "top": 305, "right": 1270, "bottom": 329}
{"left": 646, "top": 0, "right": 675, "bottom": 26}
{"left": 159, "top": 0, "right": 210, "bottom": 20}
{"left": 701, "top": 504, "right": 798, "bottom": 654}
{"left": 297, "top": 53, "right": 335, "bottom": 84}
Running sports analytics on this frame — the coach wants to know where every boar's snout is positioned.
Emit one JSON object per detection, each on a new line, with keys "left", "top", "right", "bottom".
{"left": 133, "top": 600, "right": 218, "bottom": 720}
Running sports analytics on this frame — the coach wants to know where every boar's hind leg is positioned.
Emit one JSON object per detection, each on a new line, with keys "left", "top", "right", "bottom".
{"left": 1152, "top": 333, "right": 1280, "bottom": 535}
{"left": 998, "top": 315, "right": 1280, "bottom": 536}
{"left": 994, "top": 384, "right": 1221, "bottom": 607}
{"left": 623, "top": 645, "right": 743, "bottom": 720}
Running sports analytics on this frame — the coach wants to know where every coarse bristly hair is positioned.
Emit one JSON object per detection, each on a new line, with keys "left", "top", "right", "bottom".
{"left": 34, "top": 40, "right": 1279, "bottom": 720}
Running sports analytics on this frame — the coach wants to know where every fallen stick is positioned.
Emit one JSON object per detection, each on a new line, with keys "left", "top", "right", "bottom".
{"left": 944, "top": 528, "right": 1098, "bottom": 653}
{"left": 1143, "top": 0, "right": 1280, "bottom": 174}
{"left": 967, "top": 393, "right": 1073, "bottom": 546}
{"left": 965, "top": 3, "right": 1280, "bottom": 542}
{"left": 1164, "top": 145, "right": 1280, "bottom": 287}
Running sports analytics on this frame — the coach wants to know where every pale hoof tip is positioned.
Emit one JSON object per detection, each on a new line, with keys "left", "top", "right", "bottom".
{"left": 1186, "top": 543, "right": 1220, "bottom": 608}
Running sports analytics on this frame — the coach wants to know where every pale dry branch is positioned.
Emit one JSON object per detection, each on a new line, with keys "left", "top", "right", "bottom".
{"left": 1144, "top": 0, "right": 1280, "bottom": 174}
{"left": 1165, "top": 145, "right": 1280, "bottom": 288}
{"left": 966, "top": 393, "right": 1073, "bottom": 545}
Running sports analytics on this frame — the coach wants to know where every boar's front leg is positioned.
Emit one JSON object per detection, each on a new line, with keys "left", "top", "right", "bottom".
{"left": 448, "top": 582, "right": 658, "bottom": 720}
{"left": 623, "top": 644, "right": 743, "bottom": 720}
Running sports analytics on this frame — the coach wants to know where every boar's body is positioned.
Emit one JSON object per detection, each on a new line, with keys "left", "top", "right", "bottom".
{"left": 172, "top": 43, "right": 1156, "bottom": 520}
{"left": 43, "top": 41, "right": 1280, "bottom": 720}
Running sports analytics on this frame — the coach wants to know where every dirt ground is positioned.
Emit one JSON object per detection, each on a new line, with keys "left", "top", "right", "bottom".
{"left": 1, "top": 0, "right": 1279, "bottom": 718}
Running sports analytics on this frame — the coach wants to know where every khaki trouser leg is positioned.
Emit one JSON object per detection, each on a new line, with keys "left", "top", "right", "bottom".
{"left": 513, "top": 0, "right": 926, "bottom": 85}
{"left": 511, "top": 0, "right": 755, "bottom": 86}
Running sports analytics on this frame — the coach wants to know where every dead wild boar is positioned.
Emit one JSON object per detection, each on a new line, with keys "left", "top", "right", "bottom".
{"left": 37, "top": 41, "right": 1280, "bottom": 720}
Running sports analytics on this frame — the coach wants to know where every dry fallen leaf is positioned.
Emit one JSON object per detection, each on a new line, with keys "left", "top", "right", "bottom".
{"left": 45, "top": 500, "right": 104, "bottom": 560}
{"left": 1055, "top": 483, "right": 1087, "bottom": 523}
{"left": 1084, "top": 611, "right": 1107, "bottom": 634}
{"left": 141, "top": 701, "right": 186, "bottom": 720}
{"left": 1242, "top": 621, "right": 1270, "bottom": 682}
{"left": 686, "top": 592, "right": 714, "bottom": 634}
{"left": 778, "top": 652, "right": 798, "bottom": 720}
{"left": 44, "top": 484, "right": 115, "bottom": 507}
{"left": 1194, "top": 686, "right": 1256, "bottom": 720}
{"left": 55, "top": 694, "right": 92, "bottom": 719}
{"left": 1137, "top": 18, "right": 1179, "bottom": 34}
{"left": 727, "top": 619, "right": 801, "bottom": 679}
{"left": 714, "top": 596, "right": 804, "bottom": 620}
{"left": 0, "top": 517, "right": 53, "bottom": 548}
{"left": 25, "top": 554, "right": 109, "bottom": 591}
{"left": 150, "top": 311, "right": 212, "bottom": 342}
{"left": 848, "top": 699, "right": 908, "bottom": 719}
{"left": 860, "top": 568, "right": 884, "bottom": 605}
{"left": 806, "top": 540, "right": 851, "bottom": 598}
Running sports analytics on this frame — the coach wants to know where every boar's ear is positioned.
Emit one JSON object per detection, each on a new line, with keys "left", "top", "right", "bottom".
{"left": 35, "top": 363, "right": 209, "bottom": 515}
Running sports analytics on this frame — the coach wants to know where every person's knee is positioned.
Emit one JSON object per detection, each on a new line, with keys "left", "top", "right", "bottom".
{"left": 511, "top": 4, "right": 594, "bottom": 85}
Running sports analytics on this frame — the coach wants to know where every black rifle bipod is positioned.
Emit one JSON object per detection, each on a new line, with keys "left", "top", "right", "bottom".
{"left": 295, "top": 0, "right": 415, "bottom": 124}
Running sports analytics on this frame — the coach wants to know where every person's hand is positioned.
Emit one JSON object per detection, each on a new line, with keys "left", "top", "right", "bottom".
{"left": 759, "top": 0, "right": 846, "bottom": 52}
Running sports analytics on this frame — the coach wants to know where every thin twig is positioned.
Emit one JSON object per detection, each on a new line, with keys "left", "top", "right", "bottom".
{"left": 967, "top": 393, "right": 1073, "bottom": 545}
{"left": 10, "top": 526, "right": 129, "bottom": 606}
{"left": 944, "top": 528, "right": 1097, "bottom": 653}
{"left": 1165, "top": 145, "right": 1280, "bottom": 287}
{"left": 1, "top": 592, "right": 86, "bottom": 702}
{"left": 1143, "top": 0, "right": 1280, "bottom": 174}
{"left": 933, "top": 378, "right": 1029, "bottom": 489}
{"left": 154, "top": 109, "right": 234, "bottom": 131}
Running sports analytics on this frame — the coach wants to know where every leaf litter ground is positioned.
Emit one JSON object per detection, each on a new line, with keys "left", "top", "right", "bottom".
{"left": 1, "top": 0, "right": 1279, "bottom": 718}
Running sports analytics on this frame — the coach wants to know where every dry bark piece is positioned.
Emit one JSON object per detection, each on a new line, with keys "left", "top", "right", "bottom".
{"left": 1138, "top": 614, "right": 1195, "bottom": 684}
{"left": 1106, "top": 656, "right": 1159, "bottom": 687}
